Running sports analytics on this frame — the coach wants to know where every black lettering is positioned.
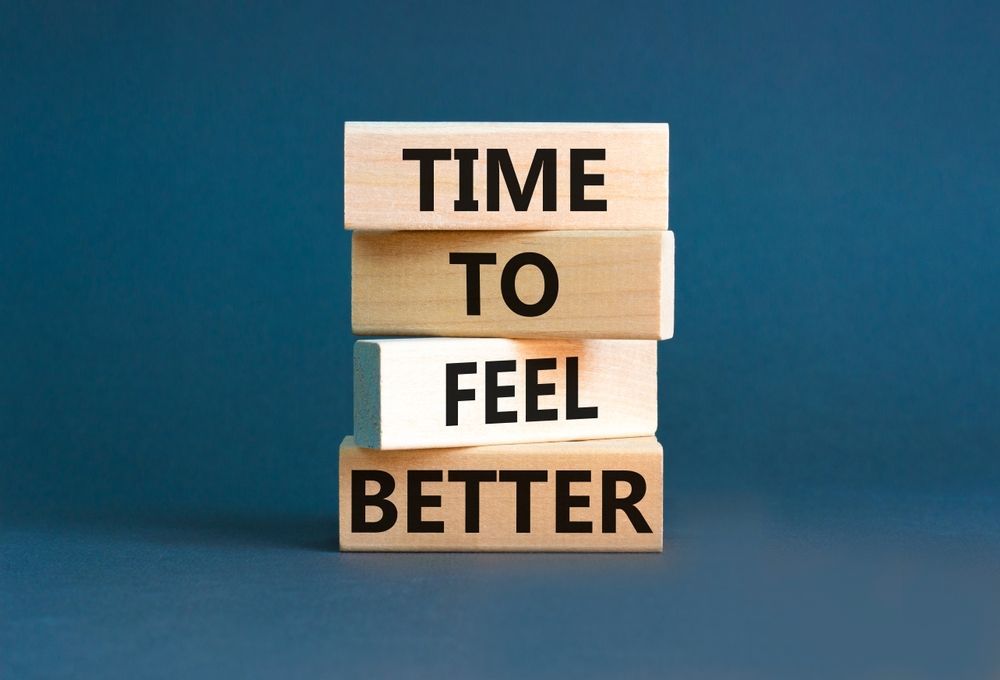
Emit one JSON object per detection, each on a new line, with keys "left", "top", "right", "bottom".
{"left": 402, "top": 148, "right": 451, "bottom": 211}
{"left": 486, "top": 148, "right": 556, "bottom": 211}
{"left": 485, "top": 360, "right": 517, "bottom": 424}
{"left": 448, "top": 470, "right": 498, "bottom": 533}
{"left": 448, "top": 252, "right": 497, "bottom": 315}
{"left": 446, "top": 362, "right": 477, "bottom": 426}
{"left": 570, "top": 148, "right": 607, "bottom": 211}
{"left": 453, "top": 148, "right": 479, "bottom": 211}
{"left": 525, "top": 358, "right": 558, "bottom": 421}
{"left": 407, "top": 470, "right": 444, "bottom": 533}
{"left": 601, "top": 470, "right": 652, "bottom": 533}
{"left": 351, "top": 470, "right": 397, "bottom": 533}
{"left": 566, "top": 356, "right": 598, "bottom": 419}
{"left": 499, "top": 470, "right": 548, "bottom": 533}
{"left": 500, "top": 252, "right": 559, "bottom": 317}
{"left": 556, "top": 470, "right": 592, "bottom": 533}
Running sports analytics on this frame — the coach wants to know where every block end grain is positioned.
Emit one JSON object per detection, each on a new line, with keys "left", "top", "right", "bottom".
{"left": 353, "top": 341, "right": 382, "bottom": 449}
{"left": 659, "top": 230, "right": 675, "bottom": 340}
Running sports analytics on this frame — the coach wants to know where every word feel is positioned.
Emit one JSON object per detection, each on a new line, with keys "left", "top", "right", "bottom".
{"left": 446, "top": 356, "right": 598, "bottom": 426}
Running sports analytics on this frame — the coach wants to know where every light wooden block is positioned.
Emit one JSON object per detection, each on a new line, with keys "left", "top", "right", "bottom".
{"left": 354, "top": 337, "right": 656, "bottom": 449}
{"left": 339, "top": 435, "right": 663, "bottom": 552}
{"left": 344, "top": 122, "right": 668, "bottom": 230}
{"left": 352, "top": 230, "right": 673, "bottom": 340}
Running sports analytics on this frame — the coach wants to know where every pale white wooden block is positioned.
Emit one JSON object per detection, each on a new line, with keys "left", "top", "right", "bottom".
{"left": 344, "top": 122, "right": 668, "bottom": 230}
{"left": 353, "top": 337, "right": 657, "bottom": 449}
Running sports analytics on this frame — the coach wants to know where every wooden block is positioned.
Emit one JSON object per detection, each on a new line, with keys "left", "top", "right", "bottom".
{"left": 354, "top": 337, "right": 656, "bottom": 449}
{"left": 344, "top": 122, "right": 668, "bottom": 230}
{"left": 352, "top": 230, "right": 674, "bottom": 340}
{"left": 339, "top": 435, "right": 663, "bottom": 552}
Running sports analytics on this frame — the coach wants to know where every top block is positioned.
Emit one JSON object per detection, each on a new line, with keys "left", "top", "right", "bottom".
{"left": 344, "top": 122, "right": 669, "bottom": 230}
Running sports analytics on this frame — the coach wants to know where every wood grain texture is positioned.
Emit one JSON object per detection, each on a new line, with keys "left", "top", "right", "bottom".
{"left": 344, "top": 122, "right": 668, "bottom": 230}
{"left": 339, "top": 435, "right": 663, "bottom": 552}
{"left": 352, "top": 230, "right": 674, "bottom": 339}
{"left": 354, "top": 338, "right": 656, "bottom": 450}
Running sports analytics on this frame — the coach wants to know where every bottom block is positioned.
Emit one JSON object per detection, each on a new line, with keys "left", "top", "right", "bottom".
{"left": 339, "top": 436, "right": 663, "bottom": 552}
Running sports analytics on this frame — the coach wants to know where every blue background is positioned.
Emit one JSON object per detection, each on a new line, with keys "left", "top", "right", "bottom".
{"left": 3, "top": 1, "right": 998, "bottom": 677}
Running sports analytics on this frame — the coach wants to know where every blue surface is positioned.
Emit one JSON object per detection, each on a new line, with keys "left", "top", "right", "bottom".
{"left": 5, "top": 495, "right": 1000, "bottom": 677}
{"left": 3, "top": 1, "right": 999, "bottom": 677}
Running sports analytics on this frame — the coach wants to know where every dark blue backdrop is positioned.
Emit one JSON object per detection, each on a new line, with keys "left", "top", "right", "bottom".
{"left": 3, "top": 2, "right": 998, "bottom": 677}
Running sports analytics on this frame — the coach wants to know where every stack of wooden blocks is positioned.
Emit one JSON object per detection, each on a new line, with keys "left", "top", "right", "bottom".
{"left": 340, "top": 122, "right": 673, "bottom": 551}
